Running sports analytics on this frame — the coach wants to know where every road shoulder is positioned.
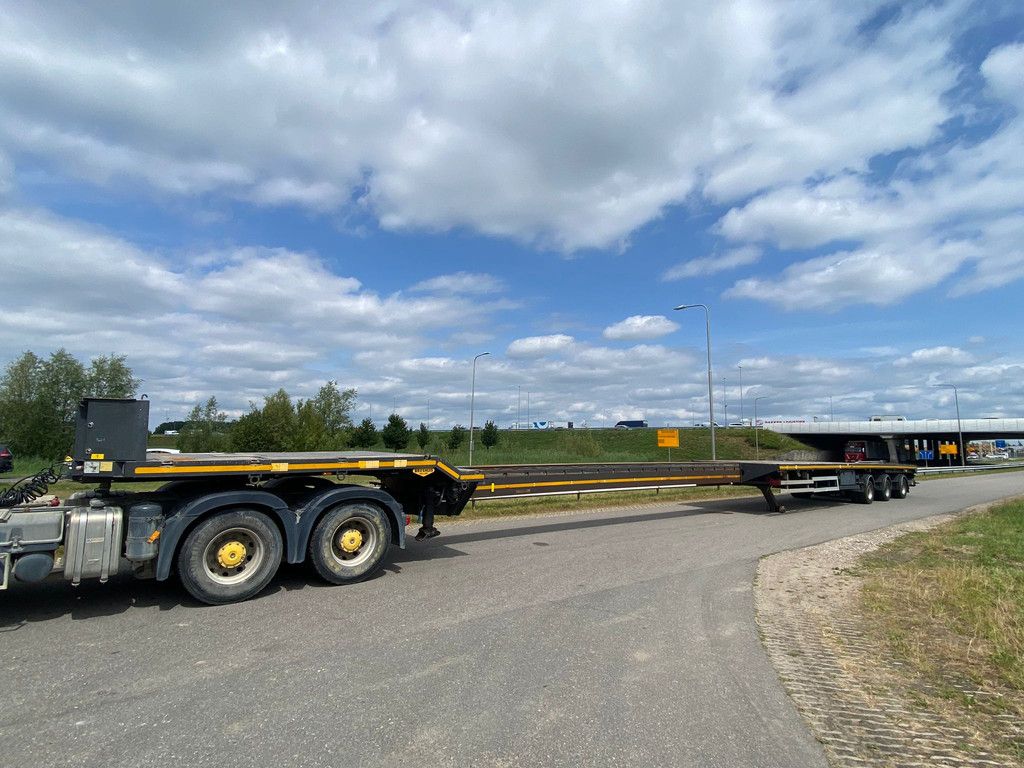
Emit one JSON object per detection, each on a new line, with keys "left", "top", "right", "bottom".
{"left": 755, "top": 503, "right": 1022, "bottom": 768}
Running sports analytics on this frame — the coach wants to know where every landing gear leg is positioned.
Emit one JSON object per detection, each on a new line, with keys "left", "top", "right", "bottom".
{"left": 759, "top": 485, "right": 786, "bottom": 514}
{"left": 416, "top": 486, "right": 441, "bottom": 541}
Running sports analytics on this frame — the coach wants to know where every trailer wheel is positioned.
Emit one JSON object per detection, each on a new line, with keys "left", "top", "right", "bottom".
{"left": 854, "top": 476, "right": 874, "bottom": 504}
{"left": 177, "top": 509, "right": 283, "bottom": 605}
{"left": 308, "top": 503, "right": 390, "bottom": 585}
{"left": 876, "top": 474, "right": 892, "bottom": 502}
{"left": 893, "top": 474, "right": 910, "bottom": 499}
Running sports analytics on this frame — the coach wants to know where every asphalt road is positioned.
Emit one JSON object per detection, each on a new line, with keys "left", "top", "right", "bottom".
{"left": 2, "top": 473, "right": 1022, "bottom": 768}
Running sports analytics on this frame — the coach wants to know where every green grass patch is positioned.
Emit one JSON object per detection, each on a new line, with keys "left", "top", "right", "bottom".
{"left": 859, "top": 499, "right": 1024, "bottom": 757}
{"left": 423, "top": 426, "right": 808, "bottom": 466}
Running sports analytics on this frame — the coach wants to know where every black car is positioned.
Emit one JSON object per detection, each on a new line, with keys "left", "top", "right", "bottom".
{"left": 0, "top": 444, "right": 12, "bottom": 473}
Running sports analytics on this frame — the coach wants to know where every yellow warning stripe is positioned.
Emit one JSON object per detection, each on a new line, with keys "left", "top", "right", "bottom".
{"left": 483, "top": 473, "right": 740, "bottom": 492}
{"left": 133, "top": 459, "right": 484, "bottom": 482}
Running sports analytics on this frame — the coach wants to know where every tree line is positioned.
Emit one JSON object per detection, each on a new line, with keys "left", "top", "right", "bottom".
{"left": 181, "top": 390, "right": 500, "bottom": 454}
{"left": 0, "top": 349, "right": 501, "bottom": 458}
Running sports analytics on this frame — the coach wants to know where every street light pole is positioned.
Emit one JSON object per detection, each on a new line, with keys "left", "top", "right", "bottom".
{"left": 933, "top": 383, "right": 965, "bottom": 467}
{"left": 754, "top": 396, "right": 767, "bottom": 458}
{"left": 738, "top": 365, "right": 744, "bottom": 426}
{"left": 469, "top": 352, "right": 490, "bottom": 466}
{"left": 674, "top": 304, "right": 715, "bottom": 460}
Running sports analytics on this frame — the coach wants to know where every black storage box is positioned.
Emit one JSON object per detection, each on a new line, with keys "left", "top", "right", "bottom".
{"left": 73, "top": 398, "right": 150, "bottom": 463}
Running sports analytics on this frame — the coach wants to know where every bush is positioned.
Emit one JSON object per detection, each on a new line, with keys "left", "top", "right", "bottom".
{"left": 445, "top": 425, "right": 467, "bottom": 451}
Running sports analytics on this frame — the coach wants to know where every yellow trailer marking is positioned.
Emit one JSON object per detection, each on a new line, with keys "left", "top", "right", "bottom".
{"left": 132, "top": 457, "right": 483, "bottom": 482}
{"left": 484, "top": 473, "right": 740, "bottom": 491}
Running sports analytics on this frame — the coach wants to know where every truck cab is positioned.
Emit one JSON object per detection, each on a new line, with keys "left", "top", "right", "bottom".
{"left": 843, "top": 439, "right": 892, "bottom": 462}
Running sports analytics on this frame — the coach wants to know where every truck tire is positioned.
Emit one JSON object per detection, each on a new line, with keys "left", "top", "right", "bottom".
{"left": 177, "top": 509, "right": 283, "bottom": 605}
{"left": 853, "top": 476, "right": 874, "bottom": 504}
{"left": 308, "top": 502, "right": 390, "bottom": 585}
{"left": 893, "top": 474, "right": 910, "bottom": 499}
{"left": 876, "top": 474, "right": 892, "bottom": 501}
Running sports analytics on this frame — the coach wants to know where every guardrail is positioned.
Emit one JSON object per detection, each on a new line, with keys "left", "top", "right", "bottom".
{"left": 917, "top": 462, "right": 1023, "bottom": 475}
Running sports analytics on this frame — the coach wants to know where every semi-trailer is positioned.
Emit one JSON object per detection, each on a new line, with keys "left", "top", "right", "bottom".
{"left": 1, "top": 398, "right": 917, "bottom": 605}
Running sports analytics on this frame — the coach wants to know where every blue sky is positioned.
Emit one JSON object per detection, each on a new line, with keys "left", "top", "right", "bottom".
{"left": 1, "top": 0, "right": 1023, "bottom": 429}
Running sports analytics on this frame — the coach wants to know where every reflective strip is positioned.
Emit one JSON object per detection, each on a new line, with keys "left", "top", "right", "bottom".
{"left": 131, "top": 457, "right": 483, "bottom": 481}
{"left": 484, "top": 473, "right": 740, "bottom": 491}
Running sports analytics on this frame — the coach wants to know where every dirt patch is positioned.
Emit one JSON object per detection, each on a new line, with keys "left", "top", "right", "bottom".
{"left": 755, "top": 507, "right": 1023, "bottom": 767}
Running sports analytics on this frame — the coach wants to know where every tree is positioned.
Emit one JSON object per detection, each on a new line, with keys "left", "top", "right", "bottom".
{"left": 293, "top": 381, "right": 355, "bottom": 450}
{"left": 258, "top": 389, "right": 298, "bottom": 451}
{"left": 381, "top": 413, "right": 411, "bottom": 451}
{"left": 178, "top": 396, "right": 229, "bottom": 452}
{"left": 86, "top": 354, "right": 141, "bottom": 398}
{"left": 232, "top": 383, "right": 358, "bottom": 452}
{"left": 0, "top": 349, "right": 140, "bottom": 458}
{"left": 481, "top": 420, "right": 499, "bottom": 451}
{"left": 445, "top": 424, "right": 466, "bottom": 451}
{"left": 350, "top": 417, "right": 378, "bottom": 449}
{"left": 416, "top": 422, "right": 431, "bottom": 451}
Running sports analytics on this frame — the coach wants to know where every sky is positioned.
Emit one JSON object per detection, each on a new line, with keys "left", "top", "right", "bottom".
{"left": 1, "top": 0, "right": 1023, "bottom": 430}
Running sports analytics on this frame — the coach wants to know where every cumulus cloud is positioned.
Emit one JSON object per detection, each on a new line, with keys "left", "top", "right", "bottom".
{"left": 411, "top": 272, "right": 504, "bottom": 295}
{"left": 602, "top": 315, "right": 679, "bottom": 341}
{"left": 725, "top": 240, "right": 975, "bottom": 310}
{"left": 662, "top": 246, "right": 761, "bottom": 281}
{"left": 0, "top": 1, "right": 988, "bottom": 252}
{"left": 506, "top": 334, "right": 574, "bottom": 358}
{"left": 893, "top": 346, "right": 974, "bottom": 367}
{"left": 0, "top": 206, "right": 507, "bottom": 417}
{"left": 719, "top": 36, "right": 1024, "bottom": 309}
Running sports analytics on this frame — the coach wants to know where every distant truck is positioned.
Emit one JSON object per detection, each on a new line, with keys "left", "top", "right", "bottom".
{"left": 844, "top": 439, "right": 892, "bottom": 462}
{"left": 614, "top": 420, "right": 648, "bottom": 429}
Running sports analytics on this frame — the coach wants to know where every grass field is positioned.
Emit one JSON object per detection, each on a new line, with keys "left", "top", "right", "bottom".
{"left": 859, "top": 499, "right": 1024, "bottom": 759}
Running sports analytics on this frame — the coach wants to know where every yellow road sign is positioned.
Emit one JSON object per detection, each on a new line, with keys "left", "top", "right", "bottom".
{"left": 657, "top": 429, "right": 679, "bottom": 448}
{"left": 938, "top": 444, "right": 958, "bottom": 455}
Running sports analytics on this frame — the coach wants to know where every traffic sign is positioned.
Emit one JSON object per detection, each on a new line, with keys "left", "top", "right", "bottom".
{"left": 939, "top": 444, "right": 958, "bottom": 455}
{"left": 917, "top": 450, "right": 934, "bottom": 460}
{"left": 657, "top": 429, "right": 679, "bottom": 448}
{"left": 995, "top": 439, "right": 1007, "bottom": 449}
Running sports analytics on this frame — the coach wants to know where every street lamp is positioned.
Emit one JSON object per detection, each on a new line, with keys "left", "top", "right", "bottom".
{"left": 468, "top": 352, "right": 490, "bottom": 466}
{"left": 754, "top": 396, "right": 767, "bottom": 458}
{"left": 674, "top": 303, "right": 715, "bottom": 460}
{"left": 932, "top": 383, "right": 965, "bottom": 467}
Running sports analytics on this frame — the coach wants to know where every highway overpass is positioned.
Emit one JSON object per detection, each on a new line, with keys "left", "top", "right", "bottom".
{"left": 763, "top": 417, "right": 1024, "bottom": 461}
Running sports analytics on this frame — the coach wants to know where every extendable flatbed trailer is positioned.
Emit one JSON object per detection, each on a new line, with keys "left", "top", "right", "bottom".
{"left": 0, "top": 398, "right": 916, "bottom": 605}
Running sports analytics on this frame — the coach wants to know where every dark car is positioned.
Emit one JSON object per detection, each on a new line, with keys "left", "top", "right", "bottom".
{"left": 0, "top": 444, "right": 12, "bottom": 474}
{"left": 614, "top": 420, "right": 649, "bottom": 429}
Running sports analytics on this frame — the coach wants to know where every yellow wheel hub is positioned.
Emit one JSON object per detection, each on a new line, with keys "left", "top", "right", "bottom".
{"left": 339, "top": 528, "right": 363, "bottom": 553}
{"left": 216, "top": 540, "right": 247, "bottom": 568}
